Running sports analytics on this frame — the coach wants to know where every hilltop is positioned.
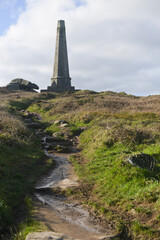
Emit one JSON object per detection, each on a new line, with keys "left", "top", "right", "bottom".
{"left": 0, "top": 88, "right": 160, "bottom": 239}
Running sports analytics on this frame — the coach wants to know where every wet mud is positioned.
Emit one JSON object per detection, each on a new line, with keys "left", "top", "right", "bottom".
{"left": 26, "top": 116, "right": 117, "bottom": 240}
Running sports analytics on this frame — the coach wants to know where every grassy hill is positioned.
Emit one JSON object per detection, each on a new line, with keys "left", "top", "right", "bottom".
{"left": 0, "top": 89, "right": 53, "bottom": 239}
{"left": 0, "top": 88, "right": 160, "bottom": 239}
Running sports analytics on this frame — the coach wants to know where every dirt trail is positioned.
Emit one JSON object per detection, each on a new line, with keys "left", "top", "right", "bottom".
{"left": 34, "top": 202, "right": 107, "bottom": 240}
{"left": 25, "top": 116, "right": 117, "bottom": 240}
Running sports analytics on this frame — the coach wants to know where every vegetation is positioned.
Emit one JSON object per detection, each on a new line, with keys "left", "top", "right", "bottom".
{"left": 0, "top": 89, "right": 54, "bottom": 239}
{"left": 0, "top": 88, "right": 160, "bottom": 239}
{"left": 27, "top": 90, "right": 160, "bottom": 240}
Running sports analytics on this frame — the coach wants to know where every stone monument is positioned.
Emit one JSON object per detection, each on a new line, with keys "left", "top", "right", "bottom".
{"left": 42, "top": 20, "right": 75, "bottom": 92}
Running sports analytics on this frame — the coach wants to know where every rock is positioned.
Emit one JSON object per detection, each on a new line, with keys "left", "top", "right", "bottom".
{"left": 42, "top": 143, "right": 55, "bottom": 151}
{"left": 24, "top": 111, "right": 42, "bottom": 120}
{"left": 24, "top": 122, "right": 42, "bottom": 129}
{"left": 130, "top": 208, "right": 136, "bottom": 215}
{"left": 54, "top": 120, "right": 62, "bottom": 125}
{"left": 45, "top": 136, "right": 55, "bottom": 143}
{"left": 56, "top": 178, "right": 79, "bottom": 189}
{"left": 52, "top": 132, "right": 64, "bottom": 139}
{"left": 128, "top": 153, "right": 155, "bottom": 171}
{"left": 54, "top": 120, "right": 68, "bottom": 125}
{"left": 24, "top": 112, "right": 34, "bottom": 118}
{"left": 6, "top": 82, "right": 20, "bottom": 90}
{"left": 26, "top": 231, "right": 76, "bottom": 240}
{"left": 60, "top": 123, "right": 69, "bottom": 128}
{"left": 80, "top": 126, "right": 87, "bottom": 131}
{"left": 35, "top": 131, "right": 46, "bottom": 138}
{"left": 24, "top": 119, "right": 33, "bottom": 124}
{"left": 54, "top": 144, "right": 71, "bottom": 153}
{"left": 6, "top": 78, "right": 39, "bottom": 92}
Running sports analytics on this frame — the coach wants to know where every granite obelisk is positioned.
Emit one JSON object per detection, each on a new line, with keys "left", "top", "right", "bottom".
{"left": 47, "top": 20, "right": 75, "bottom": 92}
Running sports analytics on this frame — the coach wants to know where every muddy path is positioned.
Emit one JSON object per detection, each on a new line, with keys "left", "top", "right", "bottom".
{"left": 25, "top": 115, "right": 117, "bottom": 240}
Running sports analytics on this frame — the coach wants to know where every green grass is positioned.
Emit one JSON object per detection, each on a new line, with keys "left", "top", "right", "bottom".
{"left": 1, "top": 90, "right": 160, "bottom": 239}
{"left": 45, "top": 124, "right": 61, "bottom": 135}
{"left": 131, "top": 221, "right": 158, "bottom": 239}
{"left": 0, "top": 90, "right": 57, "bottom": 239}
{"left": 4, "top": 218, "right": 48, "bottom": 240}
{"left": 25, "top": 91, "right": 160, "bottom": 239}
{"left": 69, "top": 115, "right": 160, "bottom": 239}
{"left": 0, "top": 130, "right": 52, "bottom": 234}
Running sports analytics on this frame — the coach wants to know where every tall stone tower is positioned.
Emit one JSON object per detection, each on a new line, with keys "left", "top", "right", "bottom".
{"left": 47, "top": 20, "right": 75, "bottom": 92}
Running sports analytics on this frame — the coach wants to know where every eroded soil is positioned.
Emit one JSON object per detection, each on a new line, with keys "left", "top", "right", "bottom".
{"left": 33, "top": 130, "right": 116, "bottom": 240}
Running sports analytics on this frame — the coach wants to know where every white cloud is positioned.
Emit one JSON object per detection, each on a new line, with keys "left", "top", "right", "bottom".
{"left": 0, "top": 0, "right": 160, "bottom": 95}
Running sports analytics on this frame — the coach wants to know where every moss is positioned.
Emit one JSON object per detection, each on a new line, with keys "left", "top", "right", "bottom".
{"left": 45, "top": 124, "right": 61, "bottom": 135}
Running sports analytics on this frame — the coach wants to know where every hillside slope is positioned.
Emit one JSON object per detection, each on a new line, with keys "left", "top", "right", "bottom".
{"left": 0, "top": 89, "right": 160, "bottom": 240}
{"left": 27, "top": 90, "right": 160, "bottom": 240}
{"left": 0, "top": 89, "right": 54, "bottom": 239}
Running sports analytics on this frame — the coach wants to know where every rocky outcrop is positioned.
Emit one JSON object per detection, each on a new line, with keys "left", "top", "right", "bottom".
{"left": 6, "top": 78, "right": 39, "bottom": 91}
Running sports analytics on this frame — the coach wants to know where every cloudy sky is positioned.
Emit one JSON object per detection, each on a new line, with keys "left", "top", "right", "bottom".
{"left": 0, "top": 0, "right": 160, "bottom": 95}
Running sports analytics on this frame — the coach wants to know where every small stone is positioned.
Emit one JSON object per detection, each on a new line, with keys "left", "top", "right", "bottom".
{"left": 52, "top": 132, "right": 64, "bottom": 141}
{"left": 130, "top": 208, "right": 136, "bottom": 215}
{"left": 54, "top": 120, "right": 62, "bottom": 125}
{"left": 60, "top": 123, "right": 69, "bottom": 128}
{"left": 54, "top": 120, "right": 68, "bottom": 125}
{"left": 24, "top": 111, "right": 33, "bottom": 117}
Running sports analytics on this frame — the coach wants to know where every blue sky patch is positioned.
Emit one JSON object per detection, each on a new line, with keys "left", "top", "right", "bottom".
{"left": 0, "top": 0, "right": 26, "bottom": 35}
{"left": 74, "top": 0, "right": 86, "bottom": 7}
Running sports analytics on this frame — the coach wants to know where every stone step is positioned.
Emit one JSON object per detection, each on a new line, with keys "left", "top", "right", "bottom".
{"left": 25, "top": 231, "right": 79, "bottom": 240}
{"left": 25, "top": 231, "right": 120, "bottom": 240}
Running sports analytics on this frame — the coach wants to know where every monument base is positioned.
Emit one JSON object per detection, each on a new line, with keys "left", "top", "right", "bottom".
{"left": 41, "top": 86, "right": 75, "bottom": 93}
